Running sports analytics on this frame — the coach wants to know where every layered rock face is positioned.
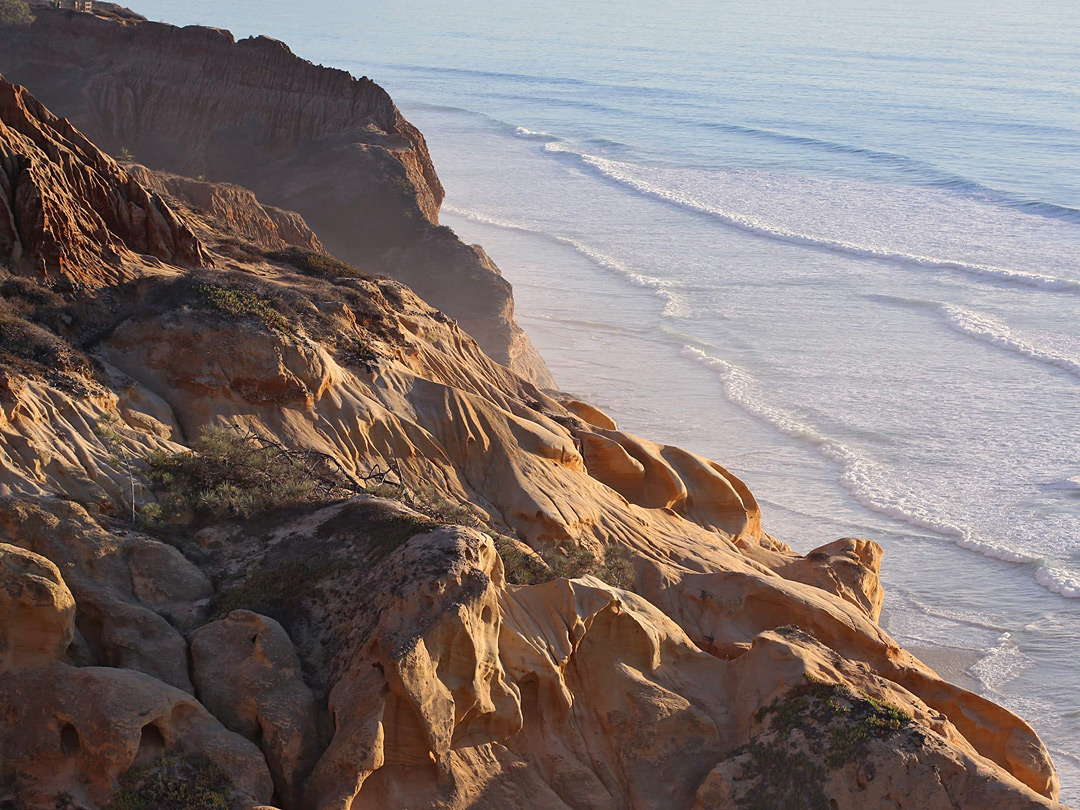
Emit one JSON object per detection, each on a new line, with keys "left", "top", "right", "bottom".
{"left": 0, "top": 76, "right": 205, "bottom": 285}
{"left": 0, "top": 5, "right": 553, "bottom": 386}
{"left": 0, "top": 74, "right": 1072, "bottom": 810}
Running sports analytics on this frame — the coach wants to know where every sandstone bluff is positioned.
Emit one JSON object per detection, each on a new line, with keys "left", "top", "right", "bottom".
{"left": 0, "top": 8, "right": 1073, "bottom": 810}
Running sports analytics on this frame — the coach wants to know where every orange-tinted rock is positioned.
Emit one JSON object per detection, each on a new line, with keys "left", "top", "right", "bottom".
{"left": 0, "top": 72, "right": 1069, "bottom": 810}
{"left": 0, "top": 542, "right": 74, "bottom": 670}
{"left": 129, "top": 166, "right": 325, "bottom": 253}
{"left": 0, "top": 663, "right": 274, "bottom": 809}
{"left": 0, "top": 75, "right": 207, "bottom": 285}
{"left": 190, "top": 610, "right": 321, "bottom": 809}
{"left": 0, "top": 10, "right": 553, "bottom": 385}
{"left": 778, "top": 536, "right": 886, "bottom": 621}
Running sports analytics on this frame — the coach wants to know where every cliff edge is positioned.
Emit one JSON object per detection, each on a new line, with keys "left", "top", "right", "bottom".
{"left": 0, "top": 73, "right": 1070, "bottom": 810}
{"left": 0, "top": 4, "right": 554, "bottom": 386}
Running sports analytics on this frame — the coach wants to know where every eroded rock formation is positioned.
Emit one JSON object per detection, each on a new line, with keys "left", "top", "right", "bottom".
{"left": 0, "top": 5, "right": 553, "bottom": 385}
{"left": 0, "top": 67, "right": 1071, "bottom": 810}
{"left": 0, "top": 76, "right": 206, "bottom": 285}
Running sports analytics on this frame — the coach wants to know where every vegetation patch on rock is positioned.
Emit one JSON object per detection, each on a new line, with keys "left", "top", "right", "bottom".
{"left": 212, "top": 560, "right": 336, "bottom": 623}
{"left": 496, "top": 536, "right": 636, "bottom": 589}
{"left": 727, "top": 675, "right": 916, "bottom": 809}
{"left": 266, "top": 246, "right": 371, "bottom": 282}
{"left": 142, "top": 426, "right": 345, "bottom": 527}
{"left": 111, "top": 754, "right": 236, "bottom": 810}
{"left": 0, "top": 313, "right": 98, "bottom": 395}
{"left": 193, "top": 283, "right": 291, "bottom": 332}
{"left": 314, "top": 498, "right": 438, "bottom": 561}
{"left": 0, "top": 0, "right": 34, "bottom": 27}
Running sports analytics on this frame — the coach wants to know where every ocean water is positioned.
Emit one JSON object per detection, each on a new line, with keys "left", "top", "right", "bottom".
{"left": 134, "top": 0, "right": 1080, "bottom": 799}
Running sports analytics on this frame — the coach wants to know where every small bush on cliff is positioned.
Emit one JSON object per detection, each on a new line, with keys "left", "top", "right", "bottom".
{"left": 0, "top": 315, "right": 98, "bottom": 395}
{"left": 212, "top": 560, "right": 337, "bottom": 622}
{"left": 266, "top": 247, "right": 370, "bottom": 281}
{"left": 193, "top": 283, "right": 290, "bottom": 332}
{"left": 494, "top": 536, "right": 552, "bottom": 585}
{"left": 112, "top": 754, "right": 234, "bottom": 810}
{"left": 338, "top": 335, "right": 381, "bottom": 372}
{"left": 751, "top": 675, "right": 913, "bottom": 768}
{"left": 727, "top": 674, "right": 916, "bottom": 809}
{"left": 0, "top": 0, "right": 34, "bottom": 27}
{"left": 496, "top": 538, "right": 637, "bottom": 590}
{"left": 408, "top": 483, "right": 485, "bottom": 527}
{"left": 143, "top": 426, "right": 337, "bottom": 526}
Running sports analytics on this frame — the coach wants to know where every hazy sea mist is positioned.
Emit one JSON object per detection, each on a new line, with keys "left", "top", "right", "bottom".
{"left": 134, "top": 0, "right": 1080, "bottom": 798}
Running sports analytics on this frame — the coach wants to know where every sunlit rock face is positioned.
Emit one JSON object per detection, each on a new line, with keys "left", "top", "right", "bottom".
{"left": 0, "top": 9, "right": 554, "bottom": 385}
{"left": 0, "top": 62, "right": 1069, "bottom": 810}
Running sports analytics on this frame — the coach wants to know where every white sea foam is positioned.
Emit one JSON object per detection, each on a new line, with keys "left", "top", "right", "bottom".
{"left": 513, "top": 126, "right": 559, "bottom": 141}
{"left": 869, "top": 295, "right": 1080, "bottom": 381}
{"left": 939, "top": 306, "right": 1080, "bottom": 379}
{"left": 970, "top": 633, "right": 1034, "bottom": 691}
{"left": 443, "top": 204, "right": 540, "bottom": 234}
{"left": 680, "top": 344, "right": 1080, "bottom": 596}
{"left": 1034, "top": 567, "right": 1080, "bottom": 599}
{"left": 444, "top": 204, "right": 689, "bottom": 317}
{"left": 543, "top": 144, "right": 1080, "bottom": 293}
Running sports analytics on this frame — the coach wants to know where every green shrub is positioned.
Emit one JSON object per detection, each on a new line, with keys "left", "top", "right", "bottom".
{"left": 367, "top": 482, "right": 404, "bottom": 499}
{"left": 266, "top": 247, "right": 370, "bottom": 281}
{"left": 193, "top": 283, "right": 290, "bottom": 332}
{"left": 338, "top": 336, "right": 380, "bottom": 372}
{"left": 750, "top": 675, "right": 914, "bottom": 771}
{"left": 496, "top": 538, "right": 636, "bottom": 590}
{"left": 112, "top": 755, "right": 234, "bottom": 810}
{"left": 733, "top": 741, "right": 829, "bottom": 810}
{"left": 0, "top": 0, "right": 34, "bottom": 27}
{"left": 213, "top": 561, "right": 335, "bottom": 622}
{"left": 408, "top": 484, "right": 483, "bottom": 528}
{"left": 143, "top": 426, "right": 331, "bottom": 526}
{"left": 494, "top": 535, "right": 553, "bottom": 586}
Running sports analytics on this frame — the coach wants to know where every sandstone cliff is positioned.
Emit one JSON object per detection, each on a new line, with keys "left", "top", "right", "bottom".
{"left": 0, "top": 75, "right": 1072, "bottom": 810}
{"left": 0, "top": 4, "right": 554, "bottom": 386}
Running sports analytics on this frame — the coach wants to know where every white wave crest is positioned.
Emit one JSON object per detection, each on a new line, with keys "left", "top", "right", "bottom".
{"left": 442, "top": 204, "right": 540, "bottom": 234}
{"left": 940, "top": 306, "right": 1080, "bottom": 379}
{"left": 513, "top": 126, "right": 558, "bottom": 141}
{"left": 970, "top": 633, "right": 1034, "bottom": 691}
{"left": 443, "top": 204, "right": 689, "bottom": 317}
{"left": 544, "top": 146, "right": 1080, "bottom": 293}
{"left": 1035, "top": 566, "right": 1080, "bottom": 598}
{"left": 680, "top": 345, "right": 1080, "bottom": 596}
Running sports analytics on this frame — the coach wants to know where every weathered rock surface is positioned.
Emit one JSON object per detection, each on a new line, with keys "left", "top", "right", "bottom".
{"left": 0, "top": 541, "right": 74, "bottom": 669}
{"left": 129, "top": 165, "right": 326, "bottom": 253}
{"left": 0, "top": 663, "right": 274, "bottom": 809}
{"left": 0, "top": 74, "right": 206, "bottom": 285}
{"left": 0, "top": 520, "right": 272, "bottom": 809}
{"left": 0, "top": 497, "right": 199, "bottom": 691}
{"left": 191, "top": 610, "right": 322, "bottom": 809}
{"left": 0, "top": 60, "right": 1069, "bottom": 810}
{"left": 0, "top": 8, "right": 554, "bottom": 385}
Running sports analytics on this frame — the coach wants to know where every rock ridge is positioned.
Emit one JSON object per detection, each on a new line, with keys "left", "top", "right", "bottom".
{"left": 0, "top": 5, "right": 554, "bottom": 385}
{"left": 0, "top": 45, "right": 1070, "bottom": 810}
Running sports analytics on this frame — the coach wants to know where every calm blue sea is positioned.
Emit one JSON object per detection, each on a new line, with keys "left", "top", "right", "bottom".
{"left": 133, "top": 0, "right": 1080, "bottom": 798}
